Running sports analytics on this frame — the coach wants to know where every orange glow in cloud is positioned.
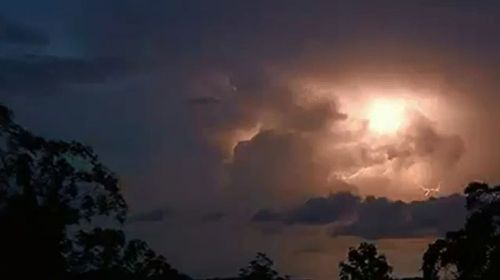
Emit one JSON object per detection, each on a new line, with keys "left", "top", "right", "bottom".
{"left": 367, "top": 99, "right": 407, "bottom": 135}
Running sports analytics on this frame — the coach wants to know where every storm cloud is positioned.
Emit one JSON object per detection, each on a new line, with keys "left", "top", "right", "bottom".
{"left": 253, "top": 192, "right": 466, "bottom": 239}
{"left": 3, "top": 0, "right": 500, "bottom": 278}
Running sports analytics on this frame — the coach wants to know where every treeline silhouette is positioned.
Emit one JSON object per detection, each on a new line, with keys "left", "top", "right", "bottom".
{"left": 0, "top": 103, "right": 499, "bottom": 280}
{"left": 0, "top": 104, "right": 188, "bottom": 280}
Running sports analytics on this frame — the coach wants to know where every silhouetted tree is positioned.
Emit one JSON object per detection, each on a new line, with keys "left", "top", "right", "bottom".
{"left": 239, "top": 253, "right": 289, "bottom": 280}
{"left": 68, "top": 228, "right": 189, "bottom": 280}
{"left": 0, "top": 104, "right": 185, "bottom": 279}
{"left": 339, "top": 242, "right": 393, "bottom": 280}
{"left": 422, "top": 182, "right": 500, "bottom": 280}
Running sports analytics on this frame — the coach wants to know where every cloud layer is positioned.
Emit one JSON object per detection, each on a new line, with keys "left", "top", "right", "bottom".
{"left": 253, "top": 192, "right": 466, "bottom": 239}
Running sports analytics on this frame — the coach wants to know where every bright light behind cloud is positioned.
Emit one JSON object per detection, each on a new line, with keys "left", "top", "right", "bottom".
{"left": 318, "top": 87, "right": 449, "bottom": 199}
{"left": 367, "top": 99, "right": 407, "bottom": 134}
{"left": 223, "top": 80, "right": 461, "bottom": 200}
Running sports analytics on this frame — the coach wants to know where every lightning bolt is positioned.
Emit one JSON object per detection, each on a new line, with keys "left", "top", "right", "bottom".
{"left": 419, "top": 182, "right": 441, "bottom": 197}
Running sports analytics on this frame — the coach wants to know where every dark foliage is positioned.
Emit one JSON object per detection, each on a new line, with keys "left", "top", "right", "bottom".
{"left": 0, "top": 104, "right": 187, "bottom": 279}
{"left": 422, "top": 182, "right": 500, "bottom": 280}
{"left": 339, "top": 242, "right": 393, "bottom": 280}
{"left": 67, "top": 228, "right": 189, "bottom": 280}
{"left": 239, "top": 253, "right": 289, "bottom": 280}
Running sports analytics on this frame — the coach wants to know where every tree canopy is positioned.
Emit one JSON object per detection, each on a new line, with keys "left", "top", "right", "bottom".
{"left": 339, "top": 242, "right": 393, "bottom": 280}
{"left": 239, "top": 253, "right": 289, "bottom": 280}
{"left": 422, "top": 182, "right": 500, "bottom": 280}
{"left": 0, "top": 104, "right": 187, "bottom": 279}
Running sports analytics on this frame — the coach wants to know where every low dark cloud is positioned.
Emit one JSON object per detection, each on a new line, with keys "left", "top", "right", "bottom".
{"left": 286, "top": 193, "right": 361, "bottom": 225}
{"left": 253, "top": 192, "right": 466, "bottom": 239}
{"left": 0, "top": 16, "right": 49, "bottom": 45}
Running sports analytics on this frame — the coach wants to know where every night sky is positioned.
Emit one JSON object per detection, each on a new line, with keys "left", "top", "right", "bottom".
{"left": 2, "top": 1, "right": 500, "bottom": 279}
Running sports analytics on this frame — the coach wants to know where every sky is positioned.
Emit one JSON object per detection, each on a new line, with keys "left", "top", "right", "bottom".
{"left": 2, "top": 0, "right": 500, "bottom": 279}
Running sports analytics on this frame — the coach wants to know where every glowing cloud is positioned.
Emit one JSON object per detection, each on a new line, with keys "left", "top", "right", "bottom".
{"left": 367, "top": 99, "right": 407, "bottom": 134}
